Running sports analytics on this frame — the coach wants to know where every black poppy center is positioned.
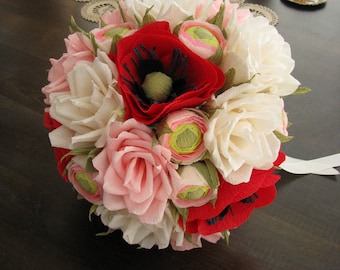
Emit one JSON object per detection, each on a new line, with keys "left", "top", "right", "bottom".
{"left": 121, "top": 44, "right": 196, "bottom": 105}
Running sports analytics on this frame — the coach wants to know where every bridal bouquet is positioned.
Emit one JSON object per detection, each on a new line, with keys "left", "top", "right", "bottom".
{"left": 42, "top": 0, "right": 302, "bottom": 250}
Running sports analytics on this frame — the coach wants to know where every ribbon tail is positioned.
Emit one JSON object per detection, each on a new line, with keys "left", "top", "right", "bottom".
{"left": 280, "top": 153, "right": 340, "bottom": 175}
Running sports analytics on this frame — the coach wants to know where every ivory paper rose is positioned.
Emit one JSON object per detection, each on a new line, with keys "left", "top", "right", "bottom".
{"left": 92, "top": 118, "right": 181, "bottom": 224}
{"left": 204, "top": 84, "right": 282, "bottom": 184}
{"left": 48, "top": 52, "right": 124, "bottom": 149}
{"left": 224, "top": 15, "right": 300, "bottom": 96}
{"left": 96, "top": 206, "right": 175, "bottom": 249}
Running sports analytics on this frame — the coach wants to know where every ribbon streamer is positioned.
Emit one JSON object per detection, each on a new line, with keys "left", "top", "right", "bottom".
{"left": 280, "top": 153, "right": 340, "bottom": 175}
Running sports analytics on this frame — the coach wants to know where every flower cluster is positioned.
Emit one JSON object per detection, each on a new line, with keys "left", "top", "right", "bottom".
{"left": 42, "top": 0, "right": 301, "bottom": 250}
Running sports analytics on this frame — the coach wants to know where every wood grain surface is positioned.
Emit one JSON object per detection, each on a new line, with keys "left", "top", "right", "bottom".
{"left": 0, "top": 0, "right": 339, "bottom": 269}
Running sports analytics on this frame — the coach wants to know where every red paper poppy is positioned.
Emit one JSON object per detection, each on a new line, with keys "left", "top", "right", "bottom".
{"left": 179, "top": 152, "right": 286, "bottom": 235}
{"left": 115, "top": 21, "right": 225, "bottom": 125}
{"left": 44, "top": 111, "right": 73, "bottom": 182}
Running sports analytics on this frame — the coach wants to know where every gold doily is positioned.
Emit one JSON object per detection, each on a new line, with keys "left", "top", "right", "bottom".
{"left": 239, "top": 3, "right": 279, "bottom": 26}
{"left": 78, "top": 0, "right": 277, "bottom": 26}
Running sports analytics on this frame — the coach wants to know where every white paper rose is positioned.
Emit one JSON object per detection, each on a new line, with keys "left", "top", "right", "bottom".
{"left": 48, "top": 51, "right": 124, "bottom": 149}
{"left": 96, "top": 205, "right": 174, "bottom": 249}
{"left": 223, "top": 15, "right": 300, "bottom": 96}
{"left": 204, "top": 83, "right": 282, "bottom": 184}
{"left": 123, "top": 0, "right": 216, "bottom": 30}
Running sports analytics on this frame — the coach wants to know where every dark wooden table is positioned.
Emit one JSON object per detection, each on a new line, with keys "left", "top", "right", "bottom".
{"left": 0, "top": 0, "right": 339, "bottom": 269}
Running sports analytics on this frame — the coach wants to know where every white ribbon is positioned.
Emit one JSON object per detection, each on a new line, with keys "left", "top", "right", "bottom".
{"left": 280, "top": 153, "right": 340, "bottom": 175}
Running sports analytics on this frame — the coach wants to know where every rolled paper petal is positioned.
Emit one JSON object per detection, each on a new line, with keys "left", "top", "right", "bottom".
{"left": 172, "top": 161, "right": 218, "bottom": 208}
{"left": 91, "top": 23, "right": 135, "bottom": 53}
{"left": 67, "top": 156, "right": 103, "bottom": 204}
{"left": 178, "top": 20, "right": 226, "bottom": 60}
{"left": 158, "top": 109, "right": 208, "bottom": 165}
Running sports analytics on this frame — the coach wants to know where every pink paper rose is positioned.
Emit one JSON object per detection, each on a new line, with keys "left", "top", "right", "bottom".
{"left": 42, "top": 32, "right": 94, "bottom": 104}
{"left": 93, "top": 118, "right": 181, "bottom": 224}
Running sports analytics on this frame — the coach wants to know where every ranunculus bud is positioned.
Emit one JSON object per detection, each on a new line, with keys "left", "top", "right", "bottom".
{"left": 67, "top": 156, "right": 102, "bottom": 204}
{"left": 158, "top": 109, "right": 208, "bottom": 165}
{"left": 91, "top": 23, "right": 134, "bottom": 53}
{"left": 172, "top": 160, "right": 219, "bottom": 208}
{"left": 142, "top": 72, "right": 173, "bottom": 103}
{"left": 178, "top": 21, "right": 226, "bottom": 63}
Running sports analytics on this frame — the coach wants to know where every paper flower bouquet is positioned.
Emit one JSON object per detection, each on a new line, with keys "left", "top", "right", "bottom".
{"left": 42, "top": 0, "right": 301, "bottom": 250}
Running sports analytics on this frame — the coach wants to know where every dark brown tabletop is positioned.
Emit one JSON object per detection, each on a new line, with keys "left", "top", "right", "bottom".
{"left": 0, "top": 0, "right": 339, "bottom": 269}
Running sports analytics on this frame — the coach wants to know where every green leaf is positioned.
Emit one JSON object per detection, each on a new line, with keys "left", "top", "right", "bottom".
{"left": 85, "top": 148, "right": 102, "bottom": 173}
{"left": 204, "top": 160, "right": 220, "bottom": 191}
{"left": 69, "top": 16, "right": 89, "bottom": 36}
{"left": 96, "top": 228, "right": 114, "bottom": 236}
{"left": 88, "top": 204, "right": 98, "bottom": 222}
{"left": 156, "top": 121, "right": 173, "bottom": 137}
{"left": 114, "top": 0, "right": 127, "bottom": 22}
{"left": 293, "top": 87, "right": 311, "bottom": 95}
{"left": 176, "top": 207, "right": 189, "bottom": 231}
{"left": 89, "top": 33, "right": 99, "bottom": 56}
{"left": 208, "top": 2, "right": 225, "bottom": 29}
{"left": 208, "top": 44, "right": 224, "bottom": 66}
{"left": 273, "top": 130, "right": 294, "bottom": 143}
{"left": 222, "top": 230, "right": 230, "bottom": 246}
{"left": 142, "top": 6, "right": 156, "bottom": 26}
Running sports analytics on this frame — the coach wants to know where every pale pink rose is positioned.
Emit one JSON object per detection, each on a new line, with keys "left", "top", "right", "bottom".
{"left": 93, "top": 118, "right": 181, "bottom": 225}
{"left": 158, "top": 109, "right": 208, "bottom": 165}
{"left": 178, "top": 21, "right": 226, "bottom": 60}
{"left": 91, "top": 23, "right": 135, "bottom": 53}
{"left": 42, "top": 32, "right": 94, "bottom": 105}
{"left": 67, "top": 157, "right": 103, "bottom": 204}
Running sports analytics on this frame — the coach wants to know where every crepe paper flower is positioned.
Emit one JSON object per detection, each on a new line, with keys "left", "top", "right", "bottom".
{"left": 204, "top": 83, "right": 283, "bottom": 184}
{"left": 225, "top": 15, "right": 300, "bottom": 96}
{"left": 48, "top": 53, "right": 124, "bottom": 150}
{"left": 42, "top": 0, "right": 303, "bottom": 250}
{"left": 96, "top": 205, "right": 175, "bottom": 249}
{"left": 157, "top": 109, "right": 208, "bottom": 165}
{"left": 172, "top": 160, "right": 219, "bottom": 208}
{"left": 67, "top": 156, "right": 103, "bottom": 204}
{"left": 123, "top": 0, "right": 210, "bottom": 30}
{"left": 179, "top": 152, "right": 285, "bottom": 235}
{"left": 114, "top": 21, "right": 225, "bottom": 125}
{"left": 92, "top": 118, "right": 181, "bottom": 225}
{"left": 178, "top": 21, "right": 226, "bottom": 64}
{"left": 91, "top": 23, "right": 135, "bottom": 53}
{"left": 170, "top": 226, "right": 224, "bottom": 251}
{"left": 42, "top": 32, "right": 94, "bottom": 105}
